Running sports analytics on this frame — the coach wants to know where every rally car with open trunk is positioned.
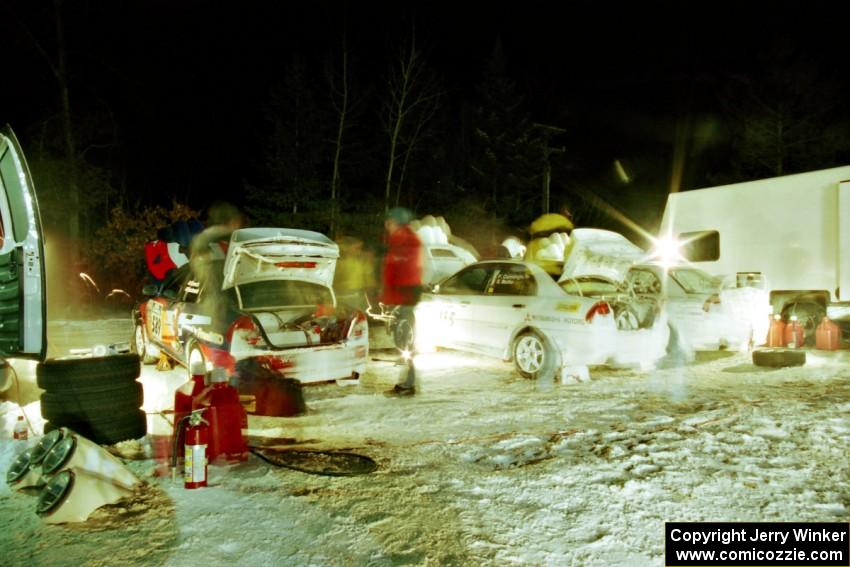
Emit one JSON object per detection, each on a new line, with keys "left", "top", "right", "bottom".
{"left": 132, "top": 228, "right": 369, "bottom": 385}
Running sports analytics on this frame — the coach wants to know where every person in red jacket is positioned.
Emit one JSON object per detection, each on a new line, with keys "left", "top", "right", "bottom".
{"left": 381, "top": 207, "right": 423, "bottom": 396}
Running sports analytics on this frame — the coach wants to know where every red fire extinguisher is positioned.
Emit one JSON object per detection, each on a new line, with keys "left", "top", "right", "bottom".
{"left": 184, "top": 410, "right": 209, "bottom": 489}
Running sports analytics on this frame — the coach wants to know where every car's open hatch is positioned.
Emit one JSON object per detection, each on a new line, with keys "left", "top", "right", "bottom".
{"left": 222, "top": 228, "right": 339, "bottom": 291}
{"left": 559, "top": 228, "right": 646, "bottom": 285}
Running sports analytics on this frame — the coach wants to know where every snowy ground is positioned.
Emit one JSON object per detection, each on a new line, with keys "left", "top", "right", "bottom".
{"left": 3, "top": 319, "right": 850, "bottom": 566}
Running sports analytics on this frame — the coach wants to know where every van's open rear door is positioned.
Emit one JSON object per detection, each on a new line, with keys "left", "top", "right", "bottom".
{"left": 0, "top": 127, "right": 47, "bottom": 360}
{"left": 840, "top": 181, "right": 850, "bottom": 302}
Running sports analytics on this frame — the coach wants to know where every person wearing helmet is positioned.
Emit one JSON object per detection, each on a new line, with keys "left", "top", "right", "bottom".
{"left": 525, "top": 212, "right": 574, "bottom": 278}
{"left": 381, "top": 206, "right": 423, "bottom": 396}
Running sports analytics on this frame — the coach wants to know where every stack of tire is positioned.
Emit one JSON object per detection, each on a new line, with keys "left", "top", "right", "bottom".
{"left": 38, "top": 354, "right": 147, "bottom": 445}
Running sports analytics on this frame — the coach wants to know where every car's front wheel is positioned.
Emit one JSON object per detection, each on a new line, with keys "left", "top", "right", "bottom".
{"left": 512, "top": 331, "right": 558, "bottom": 381}
{"left": 133, "top": 322, "right": 158, "bottom": 364}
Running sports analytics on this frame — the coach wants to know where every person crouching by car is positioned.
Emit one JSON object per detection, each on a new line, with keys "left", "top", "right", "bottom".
{"left": 381, "top": 207, "right": 423, "bottom": 396}
{"left": 334, "top": 235, "right": 377, "bottom": 313}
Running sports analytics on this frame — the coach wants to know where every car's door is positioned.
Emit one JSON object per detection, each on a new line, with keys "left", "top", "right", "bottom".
{"left": 0, "top": 127, "right": 46, "bottom": 360}
{"left": 432, "top": 264, "right": 494, "bottom": 350}
{"left": 469, "top": 264, "right": 538, "bottom": 354}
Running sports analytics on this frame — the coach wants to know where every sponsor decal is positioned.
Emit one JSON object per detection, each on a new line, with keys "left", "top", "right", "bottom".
{"left": 183, "top": 325, "right": 225, "bottom": 346}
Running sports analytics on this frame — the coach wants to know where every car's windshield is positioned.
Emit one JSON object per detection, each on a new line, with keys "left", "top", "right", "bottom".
{"left": 236, "top": 280, "right": 333, "bottom": 310}
{"left": 560, "top": 277, "right": 619, "bottom": 296}
{"left": 670, "top": 268, "right": 721, "bottom": 294}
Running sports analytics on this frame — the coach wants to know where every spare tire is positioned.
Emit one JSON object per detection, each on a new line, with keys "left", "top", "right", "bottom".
{"left": 48, "top": 410, "right": 147, "bottom": 445}
{"left": 37, "top": 353, "right": 141, "bottom": 391}
{"left": 752, "top": 348, "right": 806, "bottom": 368}
{"left": 40, "top": 382, "right": 144, "bottom": 422}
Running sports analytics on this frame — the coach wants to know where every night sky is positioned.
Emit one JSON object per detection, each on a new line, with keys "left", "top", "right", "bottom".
{"left": 2, "top": 1, "right": 849, "bottom": 234}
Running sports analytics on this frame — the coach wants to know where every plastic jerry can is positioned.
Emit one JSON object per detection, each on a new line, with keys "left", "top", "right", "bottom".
{"left": 766, "top": 315, "right": 786, "bottom": 347}
{"left": 173, "top": 373, "right": 206, "bottom": 439}
{"left": 815, "top": 317, "right": 841, "bottom": 351}
{"left": 192, "top": 368, "right": 248, "bottom": 463}
{"left": 784, "top": 316, "right": 804, "bottom": 348}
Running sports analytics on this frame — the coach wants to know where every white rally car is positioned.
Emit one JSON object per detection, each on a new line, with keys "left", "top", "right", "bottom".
{"left": 414, "top": 255, "right": 671, "bottom": 381}
{"left": 411, "top": 214, "right": 479, "bottom": 285}
{"left": 133, "top": 228, "right": 369, "bottom": 384}
{"left": 560, "top": 229, "right": 767, "bottom": 353}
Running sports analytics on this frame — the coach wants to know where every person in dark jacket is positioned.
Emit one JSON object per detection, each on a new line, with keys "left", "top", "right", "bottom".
{"left": 381, "top": 207, "right": 423, "bottom": 396}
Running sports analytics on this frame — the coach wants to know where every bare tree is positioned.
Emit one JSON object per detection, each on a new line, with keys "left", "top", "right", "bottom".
{"left": 394, "top": 94, "right": 440, "bottom": 207}
{"left": 8, "top": 0, "right": 80, "bottom": 259}
{"left": 327, "top": 34, "right": 350, "bottom": 237}
{"left": 382, "top": 30, "right": 440, "bottom": 213}
{"left": 719, "top": 55, "right": 850, "bottom": 181}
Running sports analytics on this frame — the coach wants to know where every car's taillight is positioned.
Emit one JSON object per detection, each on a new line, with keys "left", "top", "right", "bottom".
{"left": 314, "top": 303, "right": 335, "bottom": 317}
{"left": 347, "top": 313, "right": 368, "bottom": 339}
{"left": 585, "top": 301, "right": 611, "bottom": 323}
{"left": 228, "top": 315, "right": 263, "bottom": 347}
{"left": 702, "top": 293, "right": 721, "bottom": 312}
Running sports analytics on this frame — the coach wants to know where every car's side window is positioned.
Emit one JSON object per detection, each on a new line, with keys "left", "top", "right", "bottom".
{"left": 490, "top": 265, "right": 536, "bottom": 296}
{"left": 440, "top": 266, "right": 493, "bottom": 295}
{"left": 430, "top": 248, "right": 458, "bottom": 259}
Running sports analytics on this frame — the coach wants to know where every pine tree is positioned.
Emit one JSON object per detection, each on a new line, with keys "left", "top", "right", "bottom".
{"left": 470, "top": 40, "right": 543, "bottom": 227}
{"left": 248, "top": 57, "right": 329, "bottom": 229}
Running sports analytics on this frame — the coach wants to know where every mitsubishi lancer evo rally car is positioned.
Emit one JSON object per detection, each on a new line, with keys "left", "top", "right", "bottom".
{"left": 132, "top": 228, "right": 369, "bottom": 384}
{"left": 413, "top": 254, "right": 671, "bottom": 381}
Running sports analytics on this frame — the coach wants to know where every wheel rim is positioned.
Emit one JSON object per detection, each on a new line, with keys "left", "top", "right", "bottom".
{"left": 134, "top": 324, "right": 146, "bottom": 357}
{"left": 515, "top": 335, "right": 545, "bottom": 373}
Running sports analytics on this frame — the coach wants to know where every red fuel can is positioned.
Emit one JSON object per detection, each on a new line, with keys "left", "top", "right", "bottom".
{"left": 766, "top": 315, "right": 786, "bottom": 347}
{"left": 173, "top": 373, "right": 206, "bottom": 444}
{"left": 784, "top": 316, "right": 805, "bottom": 348}
{"left": 192, "top": 369, "right": 248, "bottom": 463}
{"left": 815, "top": 317, "right": 841, "bottom": 351}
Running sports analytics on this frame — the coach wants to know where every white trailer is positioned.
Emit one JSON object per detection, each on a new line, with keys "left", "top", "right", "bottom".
{"left": 659, "top": 165, "right": 850, "bottom": 338}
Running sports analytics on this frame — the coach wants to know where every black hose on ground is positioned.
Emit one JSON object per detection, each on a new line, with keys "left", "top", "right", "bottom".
{"left": 249, "top": 447, "right": 378, "bottom": 476}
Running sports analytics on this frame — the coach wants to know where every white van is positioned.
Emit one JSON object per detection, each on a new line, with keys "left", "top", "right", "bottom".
{"left": 659, "top": 166, "right": 850, "bottom": 340}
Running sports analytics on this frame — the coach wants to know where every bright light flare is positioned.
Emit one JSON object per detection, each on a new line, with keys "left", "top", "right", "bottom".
{"left": 79, "top": 272, "right": 101, "bottom": 294}
{"left": 401, "top": 349, "right": 412, "bottom": 361}
{"left": 651, "top": 235, "right": 684, "bottom": 268}
{"left": 106, "top": 289, "right": 131, "bottom": 300}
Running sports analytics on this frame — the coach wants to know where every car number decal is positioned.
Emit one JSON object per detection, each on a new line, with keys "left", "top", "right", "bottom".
{"left": 439, "top": 309, "right": 455, "bottom": 325}
{"left": 149, "top": 301, "right": 164, "bottom": 339}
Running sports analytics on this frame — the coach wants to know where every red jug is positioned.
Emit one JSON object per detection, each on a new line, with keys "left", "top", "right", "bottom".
{"left": 193, "top": 368, "right": 248, "bottom": 463}
{"left": 815, "top": 317, "right": 841, "bottom": 351}
{"left": 784, "top": 316, "right": 804, "bottom": 348}
{"left": 766, "top": 315, "right": 786, "bottom": 347}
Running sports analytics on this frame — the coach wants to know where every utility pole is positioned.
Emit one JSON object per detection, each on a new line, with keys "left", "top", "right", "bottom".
{"left": 532, "top": 123, "right": 565, "bottom": 214}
